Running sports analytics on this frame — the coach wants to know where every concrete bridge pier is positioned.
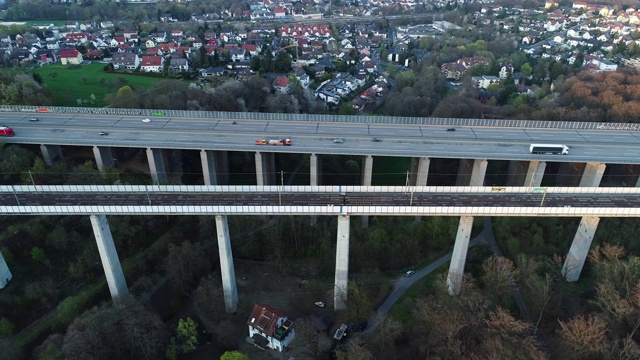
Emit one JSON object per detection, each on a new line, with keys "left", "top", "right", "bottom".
{"left": 146, "top": 148, "right": 168, "bottom": 184}
{"left": 334, "top": 215, "right": 350, "bottom": 310}
{"left": 90, "top": 215, "right": 129, "bottom": 302}
{"left": 562, "top": 216, "right": 600, "bottom": 282}
{"left": 524, "top": 161, "right": 546, "bottom": 188}
{"left": 40, "top": 144, "right": 64, "bottom": 166}
{"left": 215, "top": 215, "right": 238, "bottom": 313}
{"left": 457, "top": 159, "right": 488, "bottom": 186}
{"left": 361, "top": 155, "right": 373, "bottom": 228}
{"left": 470, "top": 159, "right": 488, "bottom": 186}
{"left": 255, "top": 152, "right": 276, "bottom": 186}
{"left": 0, "top": 250, "right": 12, "bottom": 289}
{"left": 579, "top": 162, "right": 606, "bottom": 187}
{"left": 409, "top": 157, "right": 430, "bottom": 187}
{"left": 92, "top": 146, "right": 115, "bottom": 172}
{"left": 410, "top": 157, "right": 430, "bottom": 221}
{"left": 200, "top": 150, "right": 230, "bottom": 185}
{"left": 310, "top": 154, "right": 322, "bottom": 225}
{"left": 447, "top": 216, "right": 474, "bottom": 295}
{"left": 310, "top": 153, "right": 321, "bottom": 186}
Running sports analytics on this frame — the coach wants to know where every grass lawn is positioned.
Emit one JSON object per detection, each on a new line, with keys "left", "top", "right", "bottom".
{"left": 29, "top": 63, "right": 165, "bottom": 107}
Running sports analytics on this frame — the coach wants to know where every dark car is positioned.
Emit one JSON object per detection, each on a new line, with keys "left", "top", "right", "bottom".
{"left": 371, "top": 137, "right": 382, "bottom": 142}
{"left": 357, "top": 321, "right": 368, "bottom": 332}
{"left": 446, "top": 128, "right": 456, "bottom": 131}
{"left": 98, "top": 132, "right": 109, "bottom": 136}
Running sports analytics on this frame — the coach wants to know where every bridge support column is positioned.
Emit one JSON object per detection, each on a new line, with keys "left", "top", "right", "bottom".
{"left": 562, "top": 216, "right": 600, "bottom": 282}
{"left": 310, "top": 154, "right": 321, "bottom": 225}
{"left": 361, "top": 155, "right": 373, "bottom": 228}
{"left": 146, "top": 148, "right": 167, "bottom": 184}
{"left": 447, "top": 216, "right": 474, "bottom": 295}
{"left": 0, "top": 250, "right": 12, "bottom": 289}
{"left": 579, "top": 162, "right": 606, "bottom": 187}
{"left": 524, "top": 161, "right": 546, "bottom": 188}
{"left": 409, "top": 157, "right": 430, "bottom": 186}
{"left": 470, "top": 159, "right": 488, "bottom": 187}
{"left": 310, "top": 153, "right": 321, "bottom": 186}
{"left": 201, "top": 150, "right": 218, "bottom": 186}
{"left": 40, "top": 144, "right": 63, "bottom": 166}
{"left": 255, "top": 152, "right": 276, "bottom": 186}
{"left": 334, "top": 215, "right": 350, "bottom": 310}
{"left": 215, "top": 215, "right": 238, "bottom": 313}
{"left": 92, "top": 146, "right": 115, "bottom": 172}
{"left": 90, "top": 215, "right": 129, "bottom": 302}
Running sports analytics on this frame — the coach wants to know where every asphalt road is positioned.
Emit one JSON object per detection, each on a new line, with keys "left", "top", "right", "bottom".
{"left": 0, "top": 191, "right": 638, "bottom": 208}
{"left": 2, "top": 113, "right": 640, "bottom": 162}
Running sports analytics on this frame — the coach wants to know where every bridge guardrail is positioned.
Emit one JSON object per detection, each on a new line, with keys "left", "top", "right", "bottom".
{"left": 3, "top": 185, "right": 640, "bottom": 195}
{"left": 2, "top": 105, "right": 638, "bottom": 131}
{"left": 0, "top": 205, "right": 638, "bottom": 217}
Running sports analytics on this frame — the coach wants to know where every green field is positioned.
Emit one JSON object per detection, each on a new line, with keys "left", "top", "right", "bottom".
{"left": 29, "top": 63, "right": 164, "bottom": 107}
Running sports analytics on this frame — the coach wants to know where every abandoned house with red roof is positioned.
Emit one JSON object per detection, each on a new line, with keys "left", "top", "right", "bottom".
{"left": 246, "top": 304, "right": 295, "bottom": 352}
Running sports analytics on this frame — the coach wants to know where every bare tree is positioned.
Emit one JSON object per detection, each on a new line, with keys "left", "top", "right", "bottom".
{"left": 559, "top": 315, "right": 607, "bottom": 358}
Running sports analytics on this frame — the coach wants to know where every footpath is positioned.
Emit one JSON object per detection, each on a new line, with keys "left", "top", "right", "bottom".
{"left": 361, "top": 217, "right": 530, "bottom": 336}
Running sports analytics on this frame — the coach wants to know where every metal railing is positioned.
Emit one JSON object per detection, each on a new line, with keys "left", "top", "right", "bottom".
{"left": 3, "top": 105, "right": 637, "bottom": 131}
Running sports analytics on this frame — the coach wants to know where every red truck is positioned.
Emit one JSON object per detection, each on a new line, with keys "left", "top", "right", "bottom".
{"left": 0, "top": 127, "right": 14, "bottom": 137}
{"left": 255, "top": 138, "right": 292, "bottom": 146}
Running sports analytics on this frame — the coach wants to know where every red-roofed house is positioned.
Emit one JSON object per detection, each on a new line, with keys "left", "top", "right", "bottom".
{"left": 140, "top": 55, "right": 164, "bottom": 72}
{"left": 241, "top": 43, "right": 259, "bottom": 56}
{"left": 247, "top": 304, "right": 295, "bottom": 352}
{"left": 59, "top": 49, "right": 83, "bottom": 65}
{"left": 274, "top": 8, "right": 286, "bottom": 17}
{"left": 273, "top": 76, "right": 289, "bottom": 93}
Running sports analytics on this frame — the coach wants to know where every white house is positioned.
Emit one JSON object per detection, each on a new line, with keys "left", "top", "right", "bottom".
{"left": 247, "top": 304, "right": 295, "bottom": 352}
{"left": 472, "top": 75, "right": 500, "bottom": 90}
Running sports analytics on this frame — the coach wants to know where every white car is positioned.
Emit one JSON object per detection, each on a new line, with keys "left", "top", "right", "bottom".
{"left": 142, "top": 118, "right": 151, "bottom": 123}
{"left": 405, "top": 270, "right": 416, "bottom": 277}
{"left": 314, "top": 301, "right": 326, "bottom": 308}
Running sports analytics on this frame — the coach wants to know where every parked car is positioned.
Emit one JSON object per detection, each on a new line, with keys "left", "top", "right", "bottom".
{"left": 315, "top": 301, "right": 326, "bottom": 308}
{"left": 405, "top": 270, "right": 416, "bottom": 277}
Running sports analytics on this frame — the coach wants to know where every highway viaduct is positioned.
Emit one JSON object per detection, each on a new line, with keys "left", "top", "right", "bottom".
{"left": 1, "top": 184, "right": 639, "bottom": 312}
{"left": 1, "top": 106, "right": 640, "bottom": 311}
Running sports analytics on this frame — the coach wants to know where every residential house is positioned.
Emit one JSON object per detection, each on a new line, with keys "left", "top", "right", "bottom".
{"left": 294, "top": 68, "right": 310, "bottom": 88}
{"left": 273, "top": 76, "right": 290, "bottom": 93}
{"left": 112, "top": 53, "right": 139, "bottom": 70}
{"left": 65, "top": 33, "right": 89, "bottom": 45}
{"left": 499, "top": 61, "right": 513, "bottom": 80}
{"left": 201, "top": 67, "right": 225, "bottom": 77}
{"left": 140, "top": 55, "right": 164, "bottom": 72}
{"left": 472, "top": 75, "right": 500, "bottom": 90}
{"left": 59, "top": 48, "right": 83, "bottom": 65}
{"left": 247, "top": 304, "right": 295, "bottom": 352}
{"left": 170, "top": 58, "right": 189, "bottom": 72}
{"left": 84, "top": 49, "right": 104, "bottom": 60}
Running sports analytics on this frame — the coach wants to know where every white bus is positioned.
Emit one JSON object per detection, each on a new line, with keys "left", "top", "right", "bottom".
{"left": 529, "top": 144, "right": 569, "bottom": 155}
